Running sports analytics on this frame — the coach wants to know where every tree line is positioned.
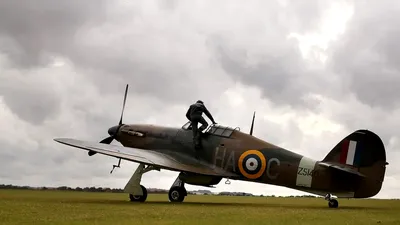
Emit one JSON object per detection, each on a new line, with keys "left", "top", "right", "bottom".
{"left": 0, "top": 184, "right": 169, "bottom": 193}
{"left": 0, "top": 184, "right": 321, "bottom": 197}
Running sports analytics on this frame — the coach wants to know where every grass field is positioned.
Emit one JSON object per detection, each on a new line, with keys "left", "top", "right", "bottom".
{"left": 0, "top": 189, "right": 399, "bottom": 225}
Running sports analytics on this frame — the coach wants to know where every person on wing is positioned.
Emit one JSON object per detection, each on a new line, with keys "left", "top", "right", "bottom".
{"left": 186, "top": 100, "right": 216, "bottom": 148}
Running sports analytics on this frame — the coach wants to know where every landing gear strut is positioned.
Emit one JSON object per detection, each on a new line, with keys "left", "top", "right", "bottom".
{"left": 168, "top": 176, "right": 187, "bottom": 202}
{"left": 123, "top": 164, "right": 188, "bottom": 203}
{"left": 123, "top": 163, "right": 160, "bottom": 202}
{"left": 325, "top": 194, "right": 338, "bottom": 208}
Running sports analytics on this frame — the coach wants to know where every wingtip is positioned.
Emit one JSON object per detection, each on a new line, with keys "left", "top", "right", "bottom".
{"left": 53, "top": 138, "right": 72, "bottom": 144}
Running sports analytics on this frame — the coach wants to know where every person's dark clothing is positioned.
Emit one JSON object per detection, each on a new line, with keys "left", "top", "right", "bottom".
{"left": 186, "top": 102, "right": 215, "bottom": 123}
{"left": 186, "top": 101, "right": 216, "bottom": 147}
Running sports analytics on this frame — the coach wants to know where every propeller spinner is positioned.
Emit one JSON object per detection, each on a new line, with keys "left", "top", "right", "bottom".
{"left": 99, "top": 84, "right": 129, "bottom": 144}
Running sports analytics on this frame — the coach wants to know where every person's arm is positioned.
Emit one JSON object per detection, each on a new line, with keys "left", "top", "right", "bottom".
{"left": 186, "top": 106, "right": 191, "bottom": 121}
{"left": 202, "top": 105, "right": 216, "bottom": 123}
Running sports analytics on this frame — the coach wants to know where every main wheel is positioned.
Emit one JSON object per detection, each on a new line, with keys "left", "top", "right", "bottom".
{"left": 129, "top": 185, "right": 147, "bottom": 202}
{"left": 168, "top": 186, "right": 186, "bottom": 202}
{"left": 328, "top": 199, "right": 338, "bottom": 208}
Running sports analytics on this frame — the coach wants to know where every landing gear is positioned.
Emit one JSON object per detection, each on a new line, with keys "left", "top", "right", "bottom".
{"left": 168, "top": 176, "right": 187, "bottom": 202}
{"left": 123, "top": 163, "right": 159, "bottom": 202}
{"left": 123, "top": 164, "right": 189, "bottom": 203}
{"left": 325, "top": 194, "right": 339, "bottom": 208}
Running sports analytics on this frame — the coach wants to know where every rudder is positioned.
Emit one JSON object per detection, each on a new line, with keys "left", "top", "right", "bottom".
{"left": 323, "top": 129, "right": 386, "bottom": 167}
{"left": 322, "top": 129, "right": 388, "bottom": 198}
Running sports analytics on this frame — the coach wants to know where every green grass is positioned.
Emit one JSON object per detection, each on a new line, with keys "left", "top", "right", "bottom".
{"left": 0, "top": 189, "right": 399, "bottom": 225}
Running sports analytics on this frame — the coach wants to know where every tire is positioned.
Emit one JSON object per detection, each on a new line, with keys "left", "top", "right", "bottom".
{"left": 328, "top": 199, "right": 338, "bottom": 208}
{"left": 129, "top": 185, "right": 147, "bottom": 202}
{"left": 168, "top": 186, "right": 186, "bottom": 202}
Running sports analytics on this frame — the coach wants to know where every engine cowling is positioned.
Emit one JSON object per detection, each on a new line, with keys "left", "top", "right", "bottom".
{"left": 178, "top": 172, "right": 222, "bottom": 186}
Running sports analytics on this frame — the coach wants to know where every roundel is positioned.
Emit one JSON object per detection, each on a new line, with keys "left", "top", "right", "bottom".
{"left": 238, "top": 150, "right": 266, "bottom": 179}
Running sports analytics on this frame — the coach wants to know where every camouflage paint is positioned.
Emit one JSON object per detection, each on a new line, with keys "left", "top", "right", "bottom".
{"left": 113, "top": 122, "right": 387, "bottom": 199}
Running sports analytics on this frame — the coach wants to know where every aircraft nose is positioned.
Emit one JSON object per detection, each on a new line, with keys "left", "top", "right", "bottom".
{"left": 108, "top": 125, "right": 119, "bottom": 136}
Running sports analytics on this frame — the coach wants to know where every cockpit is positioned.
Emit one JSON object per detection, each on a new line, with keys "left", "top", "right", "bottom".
{"left": 181, "top": 121, "right": 240, "bottom": 138}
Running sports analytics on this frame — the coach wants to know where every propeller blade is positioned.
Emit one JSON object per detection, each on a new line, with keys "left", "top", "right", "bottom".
{"left": 100, "top": 136, "right": 114, "bottom": 144}
{"left": 92, "top": 135, "right": 113, "bottom": 156}
{"left": 119, "top": 84, "right": 129, "bottom": 125}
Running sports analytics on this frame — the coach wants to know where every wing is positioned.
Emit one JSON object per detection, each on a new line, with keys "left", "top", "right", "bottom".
{"left": 319, "top": 162, "right": 366, "bottom": 177}
{"left": 54, "top": 138, "right": 239, "bottom": 178}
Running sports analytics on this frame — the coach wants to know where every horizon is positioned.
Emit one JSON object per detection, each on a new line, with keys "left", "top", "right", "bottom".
{"left": 2, "top": 183, "right": 397, "bottom": 200}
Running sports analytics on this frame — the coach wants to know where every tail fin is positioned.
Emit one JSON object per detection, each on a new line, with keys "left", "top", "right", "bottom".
{"left": 322, "top": 129, "right": 388, "bottom": 198}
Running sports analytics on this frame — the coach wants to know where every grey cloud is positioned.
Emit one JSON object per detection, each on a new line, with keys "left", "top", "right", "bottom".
{"left": 0, "top": 0, "right": 109, "bottom": 68}
{"left": 0, "top": 75, "right": 61, "bottom": 125}
{"left": 282, "top": 1, "right": 336, "bottom": 33}
{"left": 207, "top": 1, "right": 352, "bottom": 110}
{"left": 1, "top": 0, "right": 232, "bottom": 105}
{"left": 158, "top": 0, "right": 179, "bottom": 11}
{"left": 0, "top": 0, "right": 339, "bottom": 106}
{"left": 327, "top": 0, "right": 400, "bottom": 109}
{"left": 209, "top": 34, "right": 343, "bottom": 112}
{"left": 211, "top": 38, "right": 308, "bottom": 108}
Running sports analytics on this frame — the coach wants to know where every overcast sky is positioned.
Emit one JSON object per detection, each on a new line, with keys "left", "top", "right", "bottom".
{"left": 1, "top": 0, "right": 399, "bottom": 199}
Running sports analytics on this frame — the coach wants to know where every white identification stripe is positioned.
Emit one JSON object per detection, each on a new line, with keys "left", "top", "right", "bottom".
{"left": 296, "top": 156, "right": 317, "bottom": 188}
{"left": 346, "top": 140, "right": 357, "bottom": 165}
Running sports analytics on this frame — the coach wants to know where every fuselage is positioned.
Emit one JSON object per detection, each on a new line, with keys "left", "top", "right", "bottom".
{"left": 114, "top": 123, "right": 363, "bottom": 198}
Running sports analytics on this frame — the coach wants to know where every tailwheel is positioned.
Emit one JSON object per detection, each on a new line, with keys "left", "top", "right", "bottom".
{"left": 328, "top": 199, "right": 338, "bottom": 208}
{"left": 129, "top": 185, "right": 147, "bottom": 202}
{"left": 325, "top": 193, "right": 339, "bottom": 208}
{"left": 168, "top": 186, "right": 186, "bottom": 202}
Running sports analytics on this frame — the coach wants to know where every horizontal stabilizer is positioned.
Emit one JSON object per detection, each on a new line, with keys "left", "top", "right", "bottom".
{"left": 319, "top": 162, "right": 366, "bottom": 177}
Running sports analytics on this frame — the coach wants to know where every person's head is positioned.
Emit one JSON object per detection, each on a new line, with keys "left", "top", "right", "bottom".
{"left": 196, "top": 100, "right": 204, "bottom": 105}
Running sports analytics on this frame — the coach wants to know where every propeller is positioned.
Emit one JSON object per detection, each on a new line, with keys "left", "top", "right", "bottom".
{"left": 99, "top": 84, "right": 129, "bottom": 145}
